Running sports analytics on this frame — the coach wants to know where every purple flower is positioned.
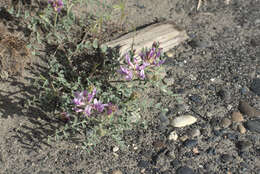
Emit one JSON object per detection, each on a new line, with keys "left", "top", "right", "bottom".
{"left": 136, "top": 64, "right": 148, "bottom": 79}
{"left": 72, "top": 88, "right": 116, "bottom": 117}
{"left": 87, "top": 87, "right": 96, "bottom": 103}
{"left": 118, "top": 66, "right": 133, "bottom": 81}
{"left": 84, "top": 105, "right": 93, "bottom": 116}
{"left": 48, "top": 0, "right": 63, "bottom": 12}
{"left": 156, "top": 59, "right": 165, "bottom": 66}
{"left": 148, "top": 47, "right": 156, "bottom": 59}
{"left": 94, "top": 99, "right": 109, "bottom": 112}
{"left": 107, "top": 103, "right": 118, "bottom": 115}
{"left": 73, "top": 90, "right": 87, "bottom": 106}
{"left": 73, "top": 88, "right": 97, "bottom": 116}
{"left": 119, "top": 53, "right": 149, "bottom": 80}
{"left": 119, "top": 42, "right": 165, "bottom": 80}
{"left": 126, "top": 53, "right": 134, "bottom": 68}
{"left": 140, "top": 42, "right": 164, "bottom": 66}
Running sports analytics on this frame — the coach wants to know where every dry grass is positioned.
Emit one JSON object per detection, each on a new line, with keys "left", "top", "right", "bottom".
{"left": 0, "top": 23, "right": 31, "bottom": 79}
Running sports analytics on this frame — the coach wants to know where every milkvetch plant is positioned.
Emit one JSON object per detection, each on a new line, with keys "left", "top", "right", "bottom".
{"left": 10, "top": 0, "right": 177, "bottom": 151}
{"left": 118, "top": 42, "right": 165, "bottom": 81}
{"left": 72, "top": 87, "right": 117, "bottom": 117}
{"left": 48, "top": 0, "right": 64, "bottom": 28}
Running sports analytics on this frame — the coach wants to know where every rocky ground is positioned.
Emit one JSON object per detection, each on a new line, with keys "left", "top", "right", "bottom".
{"left": 0, "top": 0, "right": 260, "bottom": 173}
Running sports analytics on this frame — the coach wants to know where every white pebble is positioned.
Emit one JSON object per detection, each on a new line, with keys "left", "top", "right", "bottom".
{"left": 168, "top": 131, "right": 178, "bottom": 141}
{"left": 113, "top": 146, "right": 119, "bottom": 152}
{"left": 171, "top": 115, "right": 197, "bottom": 128}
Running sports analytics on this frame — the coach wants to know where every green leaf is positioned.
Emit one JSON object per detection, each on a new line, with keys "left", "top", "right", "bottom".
{"left": 113, "top": 4, "right": 121, "bottom": 10}
{"left": 154, "top": 102, "right": 162, "bottom": 109}
{"left": 85, "top": 41, "right": 92, "bottom": 49}
{"left": 24, "top": 10, "right": 29, "bottom": 19}
{"left": 93, "top": 39, "right": 99, "bottom": 49}
{"left": 100, "top": 44, "right": 108, "bottom": 53}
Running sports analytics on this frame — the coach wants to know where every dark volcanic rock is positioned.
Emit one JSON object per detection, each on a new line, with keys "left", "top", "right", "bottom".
{"left": 176, "top": 166, "right": 195, "bottom": 174}
{"left": 188, "top": 38, "right": 211, "bottom": 49}
{"left": 250, "top": 78, "right": 260, "bottom": 96}
{"left": 217, "top": 89, "right": 231, "bottom": 101}
{"left": 236, "top": 141, "right": 252, "bottom": 151}
{"left": 244, "top": 120, "right": 260, "bottom": 133}
{"left": 170, "top": 159, "right": 181, "bottom": 169}
{"left": 189, "top": 94, "right": 202, "bottom": 103}
{"left": 183, "top": 139, "right": 198, "bottom": 147}
{"left": 221, "top": 154, "right": 233, "bottom": 163}
{"left": 137, "top": 160, "right": 150, "bottom": 168}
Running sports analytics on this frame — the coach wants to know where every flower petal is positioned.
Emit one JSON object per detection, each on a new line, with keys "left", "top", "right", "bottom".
{"left": 84, "top": 105, "right": 92, "bottom": 116}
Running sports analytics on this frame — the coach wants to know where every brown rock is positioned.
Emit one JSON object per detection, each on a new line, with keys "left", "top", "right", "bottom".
{"left": 238, "top": 101, "right": 260, "bottom": 117}
{"left": 153, "top": 140, "right": 165, "bottom": 149}
{"left": 179, "top": 135, "right": 188, "bottom": 142}
{"left": 231, "top": 112, "right": 244, "bottom": 122}
{"left": 238, "top": 123, "right": 246, "bottom": 134}
{"left": 220, "top": 118, "right": 232, "bottom": 128}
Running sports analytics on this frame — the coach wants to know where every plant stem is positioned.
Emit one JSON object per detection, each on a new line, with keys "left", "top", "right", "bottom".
{"left": 54, "top": 12, "right": 58, "bottom": 31}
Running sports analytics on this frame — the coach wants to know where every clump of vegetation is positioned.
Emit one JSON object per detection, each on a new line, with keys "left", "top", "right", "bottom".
{"left": 3, "top": 0, "right": 175, "bottom": 151}
{"left": 0, "top": 23, "right": 31, "bottom": 79}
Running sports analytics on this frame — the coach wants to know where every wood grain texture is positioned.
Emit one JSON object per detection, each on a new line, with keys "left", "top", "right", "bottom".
{"left": 106, "top": 21, "right": 189, "bottom": 61}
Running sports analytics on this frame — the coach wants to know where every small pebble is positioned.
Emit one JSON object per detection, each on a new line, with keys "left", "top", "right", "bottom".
{"left": 237, "top": 123, "right": 246, "bottom": 134}
{"left": 240, "top": 87, "right": 248, "bottom": 95}
{"left": 163, "top": 77, "right": 175, "bottom": 86}
{"left": 189, "top": 94, "right": 201, "bottom": 103}
{"left": 95, "top": 171, "right": 103, "bottom": 174}
{"left": 188, "top": 38, "right": 210, "bottom": 48}
{"left": 250, "top": 78, "right": 260, "bottom": 96}
{"left": 221, "top": 154, "right": 233, "bottom": 163}
{"left": 237, "top": 141, "right": 252, "bottom": 151}
{"left": 188, "top": 128, "right": 201, "bottom": 138}
{"left": 189, "top": 74, "right": 197, "bottom": 81}
{"left": 255, "top": 19, "right": 260, "bottom": 25}
{"left": 168, "top": 150, "right": 176, "bottom": 159}
{"left": 217, "top": 89, "right": 231, "bottom": 101}
{"left": 192, "top": 147, "right": 199, "bottom": 154}
{"left": 113, "top": 146, "right": 119, "bottom": 152}
{"left": 133, "top": 144, "right": 138, "bottom": 150}
{"left": 113, "top": 153, "right": 119, "bottom": 158}
{"left": 37, "top": 171, "right": 52, "bottom": 174}
{"left": 176, "top": 166, "right": 195, "bottom": 174}
{"left": 166, "top": 51, "right": 174, "bottom": 57}
{"left": 206, "top": 147, "right": 216, "bottom": 155}
{"left": 137, "top": 160, "right": 150, "bottom": 168}
{"left": 111, "top": 170, "right": 122, "bottom": 174}
{"left": 153, "top": 141, "right": 165, "bottom": 149}
{"left": 171, "top": 115, "right": 197, "bottom": 128}
{"left": 179, "top": 135, "right": 189, "bottom": 142}
{"left": 159, "top": 113, "right": 170, "bottom": 125}
{"left": 220, "top": 118, "right": 231, "bottom": 128}
{"left": 227, "top": 104, "right": 233, "bottom": 110}
{"left": 245, "top": 119, "right": 260, "bottom": 133}
{"left": 183, "top": 139, "right": 198, "bottom": 147}
{"left": 129, "top": 110, "right": 141, "bottom": 123}
{"left": 168, "top": 131, "right": 178, "bottom": 141}
{"left": 231, "top": 112, "right": 244, "bottom": 122}
{"left": 171, "top": 159, "right": 181, "bottom": 168}
{"left": 238, "top": 101, "right": 260, "bottom": 117}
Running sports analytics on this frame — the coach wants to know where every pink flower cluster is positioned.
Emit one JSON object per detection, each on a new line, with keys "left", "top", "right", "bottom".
{"left": 118, "top": 42, "right": 165, "bottom": 81}
{"left": 72, "top": 88, "right": 116, "bottom": 117}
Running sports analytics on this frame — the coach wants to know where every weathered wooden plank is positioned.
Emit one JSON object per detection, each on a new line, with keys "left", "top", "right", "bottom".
{"left": 106, "top": 21, "right": 189, "bottom": 61}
